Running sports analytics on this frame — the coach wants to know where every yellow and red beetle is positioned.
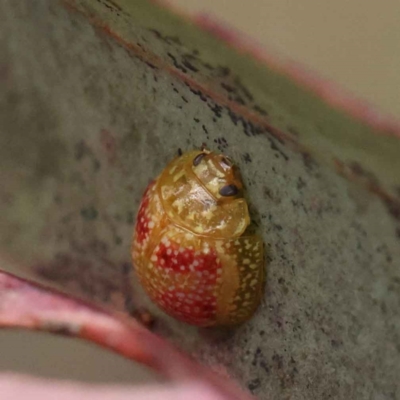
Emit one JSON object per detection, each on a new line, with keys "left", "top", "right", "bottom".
{"left": 132, "top": 148, "right": 264, "bottom": 327}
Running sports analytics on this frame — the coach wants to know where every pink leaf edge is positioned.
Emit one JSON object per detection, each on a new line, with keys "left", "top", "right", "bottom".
{"left": 0, "top": 270, "right": 253, "bottom": 400}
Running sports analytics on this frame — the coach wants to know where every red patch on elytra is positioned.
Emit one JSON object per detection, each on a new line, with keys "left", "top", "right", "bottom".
{"left": 163, "top": 291, "right": 213, "bottom": 311}
{"left": 155, "top": 241, "right": 221, "bottom": 275}
{"left": 157, "top": 289, "right": 217, "bottom": 325}
{"left": 153, "top": 239, "right": 221, "bottom": 325}
{"left": 135, "top": 184, "right": 153, "bottom": 244}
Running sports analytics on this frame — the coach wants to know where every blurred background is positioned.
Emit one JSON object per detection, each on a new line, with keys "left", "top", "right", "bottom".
{"left": 0, "top": 330, "right": 156, "bottom": 383}
{"left": 169, "top": 0, "right": 400, "bottom": 119}
{"left": 1, "top": 0, "right": 399, "bottom": 390}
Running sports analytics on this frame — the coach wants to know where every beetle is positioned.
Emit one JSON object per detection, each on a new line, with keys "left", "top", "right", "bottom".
{"left": 131, "top": 148, "right": 264, "bottom": 326}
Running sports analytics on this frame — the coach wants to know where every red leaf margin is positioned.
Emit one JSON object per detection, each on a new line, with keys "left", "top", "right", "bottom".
{"left": 0, "top": 269, "right": 253, "bottom": 400}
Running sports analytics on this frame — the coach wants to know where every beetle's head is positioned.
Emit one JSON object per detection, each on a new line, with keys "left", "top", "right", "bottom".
{"left": 191, "top": 149, "right": 244, "bottom": 203}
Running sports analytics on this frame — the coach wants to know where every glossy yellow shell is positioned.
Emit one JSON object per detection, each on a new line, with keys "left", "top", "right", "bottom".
{"left": 132, "top": 149, "right": 264, "bottom": 326}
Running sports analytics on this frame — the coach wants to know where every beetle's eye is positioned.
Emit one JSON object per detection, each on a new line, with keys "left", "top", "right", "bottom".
{"left": 221, "top": 157, "right": 233, "bottom": 167}
{"left": 219, "top": 184, "right": 239, "bottom": 197}
{"left": 193, "top": 153, "right": 206, "bottom": 166}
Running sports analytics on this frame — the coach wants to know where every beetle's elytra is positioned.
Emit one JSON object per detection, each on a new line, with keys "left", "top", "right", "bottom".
{"left": 131, "top": 148, "right": 264, "bottom": 327}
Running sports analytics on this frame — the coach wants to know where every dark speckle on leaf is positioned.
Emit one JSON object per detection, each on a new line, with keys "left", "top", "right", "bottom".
{"left": 260, "top": 360, "right": 270, "bottom": 373}
{"left": 331, "top": 339, "right": 340, "bottom": 347}
{"left": 217, "top": 66, "right": 230, "bottom": 77}
{"left": 247, "top": 378, "right": 261, "bottom": 393}
{"left": 253, "top": 104, "right": 268, "bottom": 116}
{"left": 74, "top": 140, "right": 90, "bottom": 161}
{"left": 80, "top": 206, "right": 98, "bottom": 220}
{"left": 144, "top": 61, "right": 157, "bottom": 70}
{"left": 297, "top": 177, "right": 307, "bottom": 190}
{"left": 272, "top": 353, "right": 284, "bottom": 369}
{"left": 182, "top": 59, "right": 199, "bottom": 72}
{"left": 121, "top": 262, "right": 131, "bottom": 275}
{"left": 242, "top": 153, "right": 252, "bottom": 163}
{"left": 208, "top": 103, "right": 223, "bottom": 118}
{"left": 302, "top": 152, "right": 316, "bottom": 170}
{"left": 54, "top": 195, "right": 62, "bottom": 204}
{"left": 221, "top": 82, "right": 235, "bottom": 93}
